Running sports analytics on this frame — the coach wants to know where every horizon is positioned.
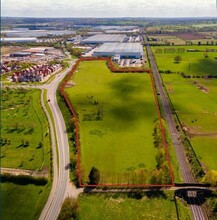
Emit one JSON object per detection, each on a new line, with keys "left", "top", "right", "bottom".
{"left": 2, "top": 0, "right": 217, "bottom": 18}
{"left": 2, "top": 16, "right": 217, "bottom": 19}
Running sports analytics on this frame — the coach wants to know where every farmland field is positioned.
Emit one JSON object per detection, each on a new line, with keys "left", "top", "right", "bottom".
{"left": 152, "top": 45, "right": 217, "bottom": 76}
{"left": 1, "top": 88, "right": 51, "bottom": 170}
{"left": 1, "top": 182, "right": 51, "bottom": 220}
{"left": 64, "top": 60, "right": 172, "bottom": 185}
{"left": 78, "top": 192, "right": 191, "bottom": 220}
{"left": 162, "top": 74, "right": 217, "bottom": 172}
{"left": 148, "top": 35, "right": 186, "bottom": 45}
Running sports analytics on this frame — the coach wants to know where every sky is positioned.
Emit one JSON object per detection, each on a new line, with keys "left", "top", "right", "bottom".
{"left": 1, "top": 0, "right": 217, "bottom": 18}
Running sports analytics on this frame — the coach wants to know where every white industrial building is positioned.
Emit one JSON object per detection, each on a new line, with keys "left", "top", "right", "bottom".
{"left": 1, "top": 37, "right": 37, "bottom": 43}
{"left": 93, "top": 43, "right": 143, "bottom": 59}
{"left": 81, "top": 34, "right": 126, "bottom": 44}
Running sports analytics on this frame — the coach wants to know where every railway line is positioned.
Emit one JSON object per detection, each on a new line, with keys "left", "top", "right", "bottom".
{"left": 144, "top": 33, "right": 207, "bottom": 220}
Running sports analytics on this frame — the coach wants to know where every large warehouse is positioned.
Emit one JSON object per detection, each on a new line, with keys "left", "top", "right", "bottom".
{"left": 93, "top": 43, "right": 143, "bottom": 59}
{"left": 1, "top": 37, "right": 37, "bottom": 43}
{"left": 81, "top": 34, "right": 126, "bottom": 44}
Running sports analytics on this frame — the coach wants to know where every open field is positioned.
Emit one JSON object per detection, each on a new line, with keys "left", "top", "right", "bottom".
{"left": 78, "top": 192, "right": 191, "bottom": 220}
{"left": 64, "top": 60, "right": 171, "bottom": 185}
{"left": 191, "top": 137, "right": 217, "bottom": 171}
{"left": 162, "top": 74, "right": 217, "bottom": 171}
{"left": 152, "top": 45, "right": 217, "bottom": 76}
{"left": 1, "top": 88, "right": 51, "bottom": 170}
{"left": 175, "top": 32, "right": 206, "bottom": 41}
{"left": 1, "top": 182, "right": 51, "bottom": 220}
{"left": 148, "top": 35, "right": 186, "bottom": 45}
{"left": 1, "top": 46, "right": 28, "bottom": 55}
{"left": 192, "top": 24, "right": 217, "bottom": 28}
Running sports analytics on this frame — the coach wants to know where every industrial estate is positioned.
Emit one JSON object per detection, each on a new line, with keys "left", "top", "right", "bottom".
{"left": 1, "top": 15, "right": 217, "bottom": 220}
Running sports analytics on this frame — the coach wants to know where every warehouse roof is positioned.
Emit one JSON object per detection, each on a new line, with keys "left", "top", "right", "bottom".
{"left": 11, "top": 52, "right": 31, "bottom": 56}
{"left": 94, "top": 43, "right": 143, "bottom": 54}
{"left": 82, "top": 34, "right": 126, "bottom": 43}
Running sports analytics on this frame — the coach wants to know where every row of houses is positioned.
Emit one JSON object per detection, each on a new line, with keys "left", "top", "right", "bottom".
{"left": 1, "top": 61, "right": 22, "bottom": 74}
{"left": 11, "top": 64, "right": 61, "bottom": 82}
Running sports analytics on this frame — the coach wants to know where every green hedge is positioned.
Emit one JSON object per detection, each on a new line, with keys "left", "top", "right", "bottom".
{"left": 0, "top": 173, "right": 48, "bottom": 186}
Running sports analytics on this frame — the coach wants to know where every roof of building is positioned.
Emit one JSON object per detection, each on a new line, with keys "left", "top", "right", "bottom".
{"left": 11, "top": 52, "right": 31, "bottom": 56}
{"left": 0, "top": 37, "right": 37, "bottom": 42}
{"left": 94, "top": 43, "right": 143, "bottom": 54}
{"left": 82, "top": 34, "right": 126, "bottom": 43}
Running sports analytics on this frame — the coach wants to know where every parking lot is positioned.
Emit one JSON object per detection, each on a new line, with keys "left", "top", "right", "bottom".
{"left": 119, "top": 58, "right": 144, "bottom": 67}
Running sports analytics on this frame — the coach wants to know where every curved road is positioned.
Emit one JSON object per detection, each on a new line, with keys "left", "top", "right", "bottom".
{"left": 144, "top": 34, "right": 207, "bottom": 220}
{"left": 39, "top": 59, "right": 82, "bottom": 220}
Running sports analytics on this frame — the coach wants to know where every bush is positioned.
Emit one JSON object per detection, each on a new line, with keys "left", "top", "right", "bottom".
{"left": 58, "top": 197, "right": 79, "bottom": 220}
{"left": 88, "top": 167, "right": 100, "bottom": 185}
{"left": 0, "top": 173, "right": 48, "bottom": 186}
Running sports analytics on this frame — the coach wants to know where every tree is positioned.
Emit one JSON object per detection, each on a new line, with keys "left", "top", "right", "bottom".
{"left": 202, "top": 170, "right": 217, "bottom": 186}
{"left": 88, "top": 167, "right": 100, "bottom": 185}
{"left": 58, "top": 197, "right": 79, "bottom": 220}
{"left": 174, "top": 55, "right": 182, "bottom": 63}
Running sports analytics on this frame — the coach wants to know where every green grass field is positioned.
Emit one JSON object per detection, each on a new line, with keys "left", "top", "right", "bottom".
{"left": 78, "top": 192, "right": 191, "bottom": 220}
{"left": 65, "top": 60, "right": 163, "bottom": 184}
{"left": 191, "top": 137, "right": 217, "bottom": 171}
{"left": 1, "top": 182, "right": 51, "bottom": 220}
{"left": 148, "top": 35, "right": 186, "bottom": 45}
{"left": 162, "top": 74, "right": 217, "bottom": 171}
{"left": 1, "top": 88, "right": 50, "bottom": 170}
{"left": 152, "top": 45, "right": 217, "bottom": 76}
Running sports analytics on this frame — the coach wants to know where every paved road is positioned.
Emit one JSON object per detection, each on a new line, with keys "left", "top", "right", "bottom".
{"left": 144, "top": 34, "right": 207, "bottom": 220}
{"left": 39, "top": 59, "right": 83, "bottom": 220}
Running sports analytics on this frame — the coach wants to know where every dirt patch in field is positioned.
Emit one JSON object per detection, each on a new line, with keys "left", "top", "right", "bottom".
{"left": 188, "top": 132, "right": 217, "bottom": 138}
{"left": 65, "top": 81, "right": 76, "bottom": 88}
{"left": 1, "top": 167, "right": 49, "bottom": 178}
{"left": 182, "top": 124, "right": 217, "bottom": 138}
{"left": 191, "top": 81, "right": 208, "bottom": 93}
{"left": 1, "top": 46, "right": 28, "bottom": 55}
{"left": 175, "top": 32, "right": 206, "bottom": 40}
{"left": 185, "top": 125, "right": 217, "bottom": 138}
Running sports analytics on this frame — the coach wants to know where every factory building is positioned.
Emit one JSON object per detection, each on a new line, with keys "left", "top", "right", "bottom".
{"left": 93, "top": 43, "right": 143, "bottom": 59}
{"left": 81, "top": 34, "right": 126, "bottom": 44}
{"left": 10, "top": 52, "right": 32, "bottom": 57}
{"left": 1, "top": 37, "right": 37, "bottom": 43}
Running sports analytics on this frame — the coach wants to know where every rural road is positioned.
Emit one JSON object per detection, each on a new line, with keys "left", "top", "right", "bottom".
{"left": 39, "top": 59, "right": 83, "bottom": 220}
{"left": 144, "top": 34, "right": 207, "bottom": 220}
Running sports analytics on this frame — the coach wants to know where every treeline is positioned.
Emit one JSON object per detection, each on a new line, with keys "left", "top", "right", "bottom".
{"left": 179, "top": 72, "right": 217, "bottom": 78}
{"left": 155, "top": 48, "right": 186, "bottom": 53}
{"left": 151, "top": 121, "right": 172, "bottom": 185}
{"left": 0, "top": 173, "right": 48, "bottom": 186}
{"left": 65, "top": 43, "right": 83, "bottom": 58}
{"left": 181, "top": 137, "right": 205, "bottom": 179}
{"left": 57, "top": 87, "right": 79, "bottom": 187}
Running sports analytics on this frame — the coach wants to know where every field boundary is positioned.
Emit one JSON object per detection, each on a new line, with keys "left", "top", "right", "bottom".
{"left": 60, "top": 57, "right": 174, "bottom": 187}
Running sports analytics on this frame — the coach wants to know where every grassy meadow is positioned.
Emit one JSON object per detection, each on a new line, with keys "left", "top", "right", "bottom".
{"left": 152, "top": 45, "right": 217, "bottom": 77}
{"left": 78, "top": 192, "right": 191, "bottom": 220}
{"left": 162, "top": 74, "right": 217, "bottom": 172}
{"left": 65, "top": 60, "right": 165, "bottom": 184}
{"left": 148, "top": 35, "right": 186, "bottom": 45}
{"left": 1, "top": 182, "right": 51, "bottom": 220}
{"left": 1, "top": 88, "right": 50, "bottom": 170}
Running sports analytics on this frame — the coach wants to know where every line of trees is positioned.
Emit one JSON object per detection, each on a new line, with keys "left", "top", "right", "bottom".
{"left": 0, "top": 173, "right": 48, "bottom": 186}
